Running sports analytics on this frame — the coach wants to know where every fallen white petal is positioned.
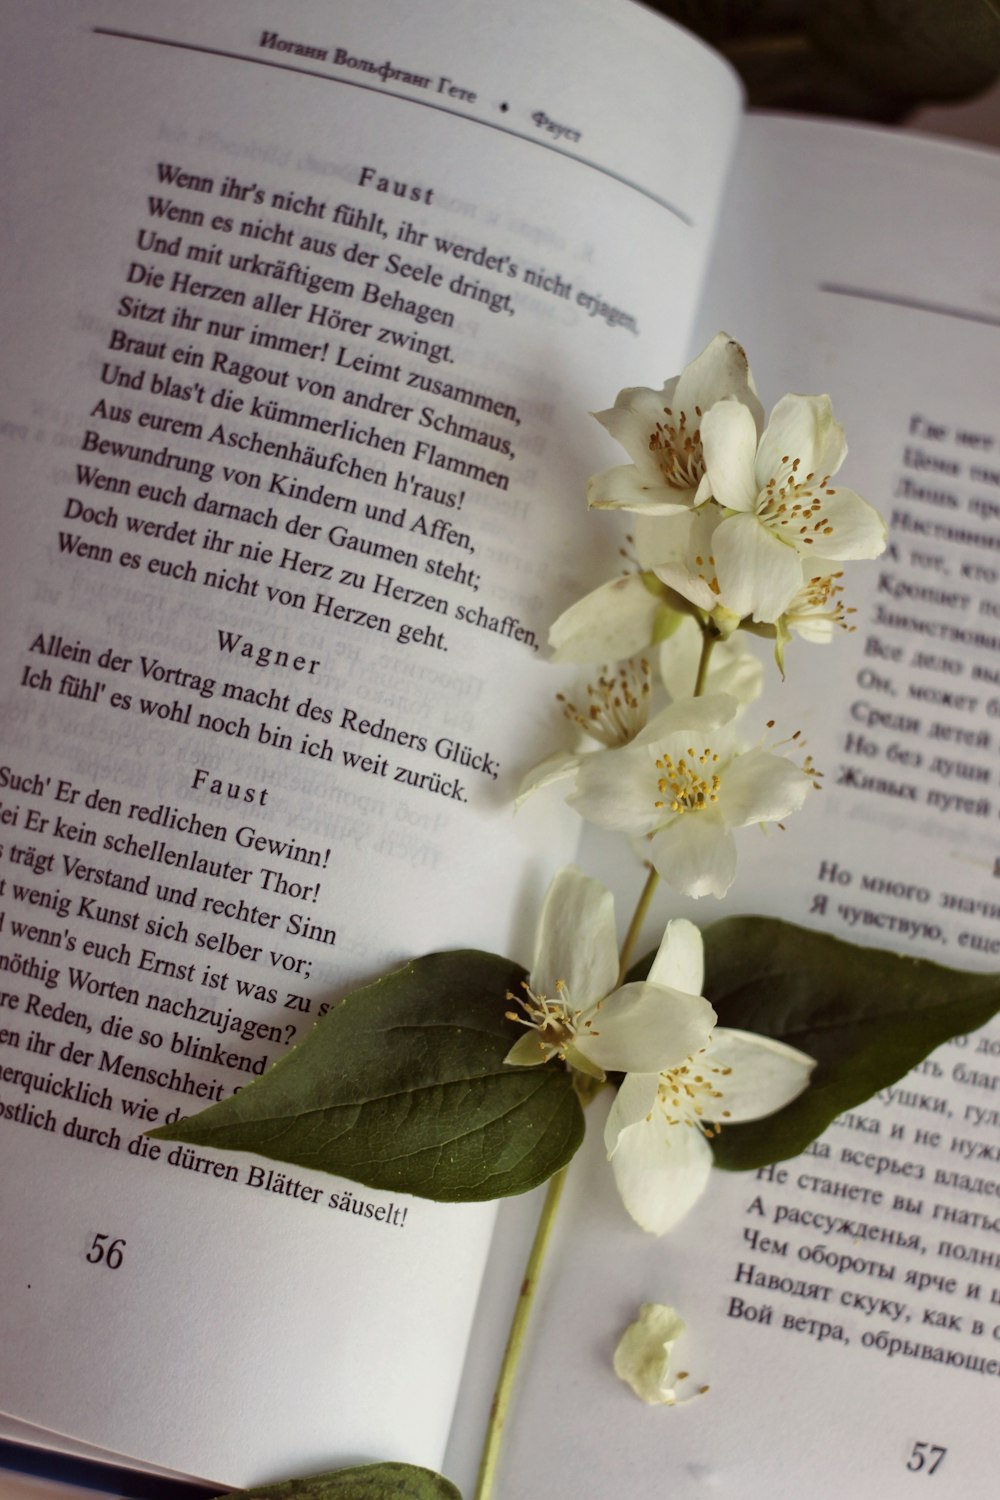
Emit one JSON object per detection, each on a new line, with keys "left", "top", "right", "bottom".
{"left": 614, "top": 1302, "right": 688, "bottom": 1404}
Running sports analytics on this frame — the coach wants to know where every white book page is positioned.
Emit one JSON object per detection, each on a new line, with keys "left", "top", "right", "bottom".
{"left": 0, "top": 0, "right": 741, "bottom": 1487}
{"left": 459, "top": 120, "right": 1000, "bottom": 1500}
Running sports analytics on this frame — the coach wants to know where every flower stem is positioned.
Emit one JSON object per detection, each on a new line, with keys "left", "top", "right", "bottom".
{"left": 472, "top": 600, "right": 721, "bottom": 1498}
{"left": 616, "top": 864, "right": 660, "bottom": 985}
{"left": 473, "top": 1165, "right": 569, "bottom": 1500}
{"left": 693, "top": 626, "right": 717, "bottom": 697}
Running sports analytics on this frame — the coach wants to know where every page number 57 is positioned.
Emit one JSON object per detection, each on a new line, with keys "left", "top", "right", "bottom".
{"left": 907, "top": 1442, "right": 946, "bottom": 1475}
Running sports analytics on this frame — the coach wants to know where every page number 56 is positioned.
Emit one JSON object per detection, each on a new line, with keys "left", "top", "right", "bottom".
{"left": 907, "top": 1442, "right": 946, "bottom": 1475}
{"left": 85, "top": 1232, "right": 126, "bottom": 1269}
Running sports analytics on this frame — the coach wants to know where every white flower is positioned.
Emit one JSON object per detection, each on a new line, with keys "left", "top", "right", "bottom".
{"left": 697, "top": 393, "right": 886, "bottom": 623}
{"left": 514, "top": 657, "right": 654, "bottom": 805}
{"left": 635, "top": 507, "right": 859, "bottom": 672}
{"left": 519, "top": 609, "right": 762, "bottom": 808}
{"left": 569, "top": 695, "right": 816, "bottom": 899}
{"left": 504, "top": 867, "right": 714, "bottom": 1081}
{"left": 773, "top": 565, "right": 856, "bottom": 674}
{"left": 586, "top": 334, "right": 763, "bottom": 516}
{"left": 614, "top": 1302, "right": 707, "bottom": 1405}
{"left": 780, "top": 565, "right": 855, "bottom": 644}
{"left": 515, "top": 632, "right": 758, "bottom": 808}
{"left": 605, "top": 921, "right": 814, "bottom": 1235}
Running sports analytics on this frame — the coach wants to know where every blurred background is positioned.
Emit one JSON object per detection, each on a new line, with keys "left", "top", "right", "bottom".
{"left": 646, "top": 0, "right": 1000, "bottom": 134}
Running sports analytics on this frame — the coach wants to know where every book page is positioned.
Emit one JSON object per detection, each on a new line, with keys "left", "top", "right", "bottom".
{"left": 0, "top": 0, "right": 742, "bottom": 1487}
{"left": 452, "top": 121, "right": 1000, "bottom": 1499}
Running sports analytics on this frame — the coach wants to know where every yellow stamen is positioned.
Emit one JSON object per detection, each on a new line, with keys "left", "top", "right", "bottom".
{"left": 648, "top": 405, "right": 705, "bottom": 490}
{"left": 653, "top": 746, "right": 721, "bottom": 815}
{"left": 558, "top": 658, "right": 652, "bottom": 748}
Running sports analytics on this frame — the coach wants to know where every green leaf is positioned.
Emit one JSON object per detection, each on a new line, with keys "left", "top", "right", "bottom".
{"left": 151, "top": 950, "right": 583, "bottom": 1201}
{"left": 698, "top": 918, "right": 1000, "bottom": 1170}
{"left": 212, "top": 1461, "right": 461, "bottom": 1499}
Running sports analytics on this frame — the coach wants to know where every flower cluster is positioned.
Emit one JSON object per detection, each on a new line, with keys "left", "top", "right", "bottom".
{"left": 520, "top": 644, "right": 817, "bottom": 900}
{"left": 587, "top": 333, "right": 885, "bottom": 642}
{"left": 569, "top": 692, "right": 817, "bottom": 900}
{"left": 504, "top": 867, "right": 716, "bottom": 1081}
{"left": 603, "top": 916, "right": 812, "bottom": 1234}
{"left": 507, "top": 335, "right": 886, "bottom": 1247}
{"left": 508, "top": 868, "right": 813, "bottom": 1234}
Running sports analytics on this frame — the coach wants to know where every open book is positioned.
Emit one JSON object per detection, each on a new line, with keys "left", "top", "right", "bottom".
{"left": 2, "top": 1, "right": 999, "bottom": 1496}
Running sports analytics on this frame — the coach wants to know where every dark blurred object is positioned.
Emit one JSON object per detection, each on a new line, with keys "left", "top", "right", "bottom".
{"left": 648, "top": 1, "right": 1000, "bottom": 121}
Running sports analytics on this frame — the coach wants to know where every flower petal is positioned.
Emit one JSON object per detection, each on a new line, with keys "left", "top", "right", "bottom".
{"left": 592, "top": 383, "right": 681, "bottom": 485}
{"left": 705, "top": 637, "right": 764, "bottom": 703}
{"left": 674, "top": 333, "right": 763, "bottom": 432}
{"left": 579, "top": 983, "right": 716, "bottom": 1076}
{"left": 631, "top": 699, "right": 693, "bottom": 748}
{"left": 634, "top": 507, "right": 719, "bottom": 571}
{"left": 570, "top": 742, "right": 663, "bottom": 836}
{"left": 504, "top": 1031, "right": 554, "bottom": 1068}
{"left": 756, "top": 393, "right": 846, "bottom": 485}
{"left": 808, "top": 486, "right": 887, "bottom": 560}
{"left": 548, "top": 572, "right": 663, "bottom": 663}
{"left": 648, "top": 918, "right": 704, "bottom": 995}
{"left": 643, "top": 505, "right": 728, "bottom": 612}
{"left": 651, "top": 567, "right": 719, "bottom": 614}
{"left": 641, "top": 691, "right": 739, "bottom": 740}
{"left": 789, "top": 613, "right": 837, "bottom": 644}
{"left": 700, "top": 399, "right": 760, "bottom": 511}
{"left": 650, "top": 813, "right": 738, "bottom": 899}
{"left": 604, "top": 1070, "right": 661, "bottom": 1152}
{"left": 586, "top": 462, "right": 692, "bottom": 515}
{"left": 700, "top": 1027, "right": 814, "bottom": 1122}
{"left": 514, "top": 750, "right": 580, "bottom": 807}
{"left": 531, "top": 866, "right": 618, "bottom": 1006}
{"left": 716, "top": 745, "right": 812, "bottom": 827}
{"left": 611, "top": 1109, "right": 713, "bottom": 1234}
{"left": 563, "top": 1040, "right": 608, "bottom": 1081}
{"left": 712, "top": 510, "right": 805, "bottom": 623}
{"left": 613, "top": 1302, "right": 687, "bottom": 1405}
